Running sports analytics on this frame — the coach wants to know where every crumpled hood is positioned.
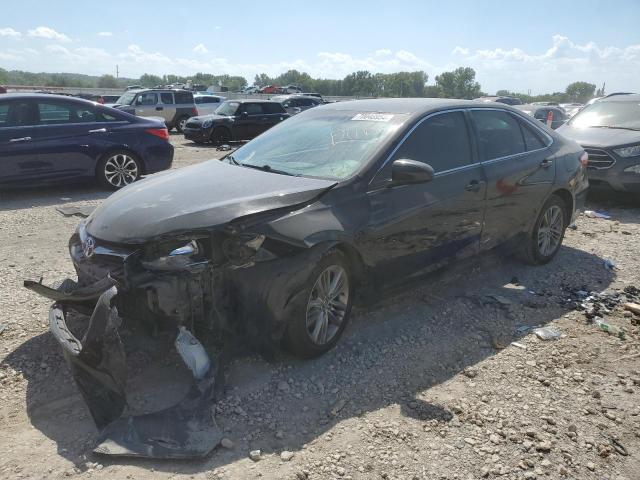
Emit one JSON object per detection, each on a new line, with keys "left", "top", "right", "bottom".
{"left": 86, "top": 160, "right": 336, "bottom": 244}
{"left": 557, "top": 124, "right": 640, "bottom": 148}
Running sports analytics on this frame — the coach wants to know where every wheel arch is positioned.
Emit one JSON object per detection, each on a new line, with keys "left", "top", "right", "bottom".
{"left": 549, "top": 188, "right": 574, "bottom": 225}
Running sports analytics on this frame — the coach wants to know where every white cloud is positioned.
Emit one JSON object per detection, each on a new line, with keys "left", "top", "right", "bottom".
{"left": 27, "top": 26, "right": 70, "bottom": 42}
{"left": 193, "top": 43, "right": 208, "bottom": 54}
{"left": 2, "top": 36, "right": 639, "bottom": 94}
{"left": 0, "top": 27, "right": 21, "bottom": 38}
{"left": 97, "top": 31, "right": 113, "bottom": 37}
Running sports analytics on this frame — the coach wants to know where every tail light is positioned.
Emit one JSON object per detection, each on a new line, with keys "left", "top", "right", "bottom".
{"left": 146, "top": 127, "right": 170, "bottom": 141}
{"left": 579, "top": 151, "right": 589, "bottom": 167}
{"left": 191, "top": 107, "right": 198, "bottom": 116}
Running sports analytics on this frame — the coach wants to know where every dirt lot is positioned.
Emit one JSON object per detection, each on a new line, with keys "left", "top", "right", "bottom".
{"left": 1, "top": 134, "right": 639, "bottom": 480}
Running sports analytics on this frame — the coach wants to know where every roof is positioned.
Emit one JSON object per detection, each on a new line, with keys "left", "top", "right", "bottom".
{"left": 0, "top": 93, "right": 99, "bottom": 105}
{"left": 599, "top": 93, "right": 640, "bottom": 102}
{"left": 223, "top": 98, "right": 280, "bottom": 103}
{"left": 320, "top": 98, "right": 487, "bottom": 115}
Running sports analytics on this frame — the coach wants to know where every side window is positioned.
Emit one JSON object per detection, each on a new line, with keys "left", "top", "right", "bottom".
{"left": 244, "top": 103, "right": 264, "bottom": 115}
{"left": 392, "top": 111, "right": 472, "bottom": 172}
{"left": 160, "top": 93, "right": 174, "bottom": 104}
{"left": 471, "top": 110, "right": 525, "bottom": 160}
{"left": 38, "top": 103, "right": 76, "bottom": 124}
{"left": 519, "top": 120, "right": 547, "bottom": 150}
{"left": 0, "top": 103, "right": 9, "bottom": 126}
{"left": 194, "top": 97, "right": 203, "bottom": 104}
{"left": 2, "top": 102, "right": 35, "bottom": 127}
{"left": 534, "top": 109, "right": 548, "bottom": 121}
{"left": 299, "top": 98, "right": 314, "bottom": 107}
{"left": 264, "top": 103, "right": 285, "bottom": 114}
{"left": 174, "top": 91, "right": 193, "bottom": 104}
{"left": 136, "top": 92, "right": 157, "bottom": 105}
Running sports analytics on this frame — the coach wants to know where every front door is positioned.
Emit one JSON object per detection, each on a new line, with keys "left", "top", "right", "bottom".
{"left": 234, "top": 103, "right": 263, "bottom": 139}
{"left": 360, "top": 110, "right": 487, "bottom": 284}
{"left": 134, "top": 91, "right": 159, "bottom": 119}
{"left": 469, "top": 109, "right": 556, "bottom": 250}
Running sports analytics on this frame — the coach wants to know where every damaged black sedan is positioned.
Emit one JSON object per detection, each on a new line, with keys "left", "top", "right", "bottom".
{"left": 26, "top": 98, "right": 588, "bottom": 459}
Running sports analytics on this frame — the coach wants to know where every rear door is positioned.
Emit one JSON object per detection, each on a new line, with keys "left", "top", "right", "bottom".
{"left": 261, "top": 102, "right": 288, "bottom": 131}
{"left": 158, "top": 92, "right": 176, "bottom": 124}
{"left": 30, "top": 100, "right": 112, "bottom": 182}
{"left": 364, "top": 110, "right": 487, "bottom": 282}
{"left": 470, "top": 108, "right": 555, "bottom": 249}
{"left": 0, "top": 99, "right": 39, "bottom": 186}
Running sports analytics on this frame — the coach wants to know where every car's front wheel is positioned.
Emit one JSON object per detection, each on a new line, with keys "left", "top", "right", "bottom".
{"left": 210, "top": 127, "right": 232, "bottom": 144}
{"left": 521, "top": 194, "right": 567, "bottom": 265}
{"left": 285, "top": 250, "right": 353, "bottom": 358}
{"left": 97, "top": 151, "right": 142, "bottom": 190}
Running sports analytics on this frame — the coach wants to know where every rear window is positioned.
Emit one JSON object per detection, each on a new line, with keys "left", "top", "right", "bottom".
{"left": 160, "top": 92, "right": 174, "bottom": 104}
{"left": 174, "top": 91, "right": 194, "bottom": 104}
{"left": 0, "top": 101, "right": 35, "bottom": 127}
{"left": 519, "top": 120, "right": 547, "bottom": 150}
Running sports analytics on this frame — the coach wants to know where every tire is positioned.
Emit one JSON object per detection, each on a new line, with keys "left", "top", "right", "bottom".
{"left": 520, "top": 194, "right": 567, "bottom": 265}
{"left": 210, "top": 127, "right": 232, "bottom": 144}
{"left": 284, "top": 249, "right": 354, "bottom": 358}
{"left": 96, "top": 150, "right": 142, "bottom": 190}
{"left": 175, "top": 116, "right": 189, "bottom": 133}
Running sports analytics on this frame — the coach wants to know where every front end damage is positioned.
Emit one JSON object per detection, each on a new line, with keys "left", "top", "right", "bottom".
{"left": 24, "top": 219, "right": 319, "bottom": 459}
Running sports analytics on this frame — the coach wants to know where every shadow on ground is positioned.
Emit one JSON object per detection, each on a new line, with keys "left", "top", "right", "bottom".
{"left": 0, "top": 184, "right": 111, "bottom": 212}
{"left": 2, "top": 244, "right": 614, "bottom": 474}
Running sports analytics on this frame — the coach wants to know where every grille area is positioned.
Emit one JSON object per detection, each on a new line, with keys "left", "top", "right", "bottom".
{"left": 185, "top": 121, "right": 201, "bottom": 129}
{"left": 584, "top": 148, "right": 616, "bottom": 169}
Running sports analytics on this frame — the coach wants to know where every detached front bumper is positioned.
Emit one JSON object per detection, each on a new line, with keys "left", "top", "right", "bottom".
{"left": 25, "top": 279, "right": 223, "bottom": 459}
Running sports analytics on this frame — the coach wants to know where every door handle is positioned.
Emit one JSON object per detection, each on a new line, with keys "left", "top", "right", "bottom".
{"left": 540, "top": 159, "right": 553, "bottom": 168}
{"left": 88, "top": 128, "right": 107, "bottom": 133}
{"left": 9, "top": 136, "right": 32, "bottom": 142}
{"left": 465, "top": 180, "right": 484, "bottom": 192}
{"left": 155, "top": 106, "right": 163, "bottom": 111}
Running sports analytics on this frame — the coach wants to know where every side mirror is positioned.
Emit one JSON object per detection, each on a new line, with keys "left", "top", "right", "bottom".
{"left": 390, "top": 159, "right": 434, "bottom": 186}
{"left": 240, "top": 111, "right": 249, "bottom": 118}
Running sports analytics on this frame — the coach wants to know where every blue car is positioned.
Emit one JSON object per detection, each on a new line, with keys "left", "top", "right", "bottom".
{"left": 0, "top": 93, "right": 174, "bottom": 190}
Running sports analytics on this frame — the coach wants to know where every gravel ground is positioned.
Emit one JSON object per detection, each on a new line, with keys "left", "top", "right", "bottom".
{"left": 1, "top": 135, "right": 639, "bottom": 480}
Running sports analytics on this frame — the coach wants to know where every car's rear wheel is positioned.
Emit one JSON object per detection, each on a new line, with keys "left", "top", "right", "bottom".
{"left": 285, "top": 250, "right": 353, "bottom": 358}
{"left": 210, "top": 127, "right": 232, "bottom": 144}
{"left": 97, "top": 151, "right": 142, "bottom": 190}
{"left": 521, "top": 194, "right": 567, "bottom": 265}
{"left": 175, "top": 116, "right": 189, "bottom": 133}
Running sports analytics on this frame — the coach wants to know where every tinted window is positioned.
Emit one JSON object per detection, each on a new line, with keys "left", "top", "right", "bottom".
{"left": 299, "top": 98, "right": 314, "bottom": 107}
{"left": 243, "top": 103, "right": 264, "bottom": 115}
{"left": 393, "top": 111, "right": 472, "bottom": 172}
{"left": 534, "top": 109, "right": 548, "bottom": 120}
{"left": 0, "top": 101, "right": 35, "bottom": 127}
{"left": 471, "top": 110, "right": 525, "bottom": 160}
{"left": 174, "top": 91, "right": 194, "bottom": 104}
{"left": 160, "top": 92, "right": 174, "bottom": 104}
{"left": 519, "top": 120, "right": 546, "bottom": 150}
{"left": 136, "top": 92, "right": 157, "bottom": 105}
{"left": 264, "top": 103, "right": 285, "bottom": 114}
{"left": 204, "top": 97, "right": 220, "bottom": 104}
{"left": 37, "top": 102, "right": 119, "bottom": 124}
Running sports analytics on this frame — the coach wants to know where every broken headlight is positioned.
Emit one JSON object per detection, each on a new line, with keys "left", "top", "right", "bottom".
{"left": 142, "top": 240, "right": 203, "bottom": 270}
{"left": 222, "top": 234, "right": 266, "bottom": 264}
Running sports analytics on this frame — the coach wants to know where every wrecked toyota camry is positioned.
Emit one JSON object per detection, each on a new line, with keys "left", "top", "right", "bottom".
{"left": 25, "top": 98, "right": 589, "bottom": 459}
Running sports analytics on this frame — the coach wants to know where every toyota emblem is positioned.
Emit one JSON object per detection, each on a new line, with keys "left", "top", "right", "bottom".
{"left": 83, "top": 236, "right": 96, "bottom": 258}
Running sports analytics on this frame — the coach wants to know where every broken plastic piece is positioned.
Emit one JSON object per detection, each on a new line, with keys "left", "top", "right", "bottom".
{"left": 584, "top": 210, "right": 611, "bottom": 219}
{"left": 533, "top": 327, "right": 561, "bottom": 341}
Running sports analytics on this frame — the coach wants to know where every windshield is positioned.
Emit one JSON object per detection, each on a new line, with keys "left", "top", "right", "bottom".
{"left": 115, "top": 92, "right": 137, "bottom": 105}
{"left": 229, "top": 109, "right": 408, "bottom": 180}
{"left": 215, "top": 101, "right": 240, "bottom": 116}
{"left": 569, "top": 100, "right": 640, "bottom": 130}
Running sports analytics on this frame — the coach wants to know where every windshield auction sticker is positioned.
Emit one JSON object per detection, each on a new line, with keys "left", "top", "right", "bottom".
{"left": 351, "top": 113, "right": 394, "bottom": 122}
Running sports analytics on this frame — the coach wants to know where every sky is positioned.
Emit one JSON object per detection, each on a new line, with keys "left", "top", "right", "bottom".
{"left": 1, "top": 0, "right": 640, "bottom": 94}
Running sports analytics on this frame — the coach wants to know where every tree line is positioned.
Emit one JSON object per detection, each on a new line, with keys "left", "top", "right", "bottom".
{"left": 0, "top": 66, "right": 601, "bottom": 103}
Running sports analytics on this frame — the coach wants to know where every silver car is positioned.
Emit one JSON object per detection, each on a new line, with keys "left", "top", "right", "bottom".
{"left": 194, "top": 94, "right": 226, "bottom": 115}
{"left": 113, "top": 89, "right": 198, "bottom": 132}
{"left": 272, "top": 95, "right": 322, "bottom": 115}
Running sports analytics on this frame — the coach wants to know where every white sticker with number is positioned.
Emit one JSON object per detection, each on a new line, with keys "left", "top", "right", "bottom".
{"left": 351, "top": 113, "right": 394, "bottom": 122}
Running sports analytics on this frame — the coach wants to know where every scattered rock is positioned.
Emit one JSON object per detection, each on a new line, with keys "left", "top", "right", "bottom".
{"left": 280, "top": 450, "right": 294, "bottom": 462}
{"left": 249, "top": 450, "right": 261, "bottom": 461}
{"left": 221, "top": 438, "right": 234, "bottom": 449}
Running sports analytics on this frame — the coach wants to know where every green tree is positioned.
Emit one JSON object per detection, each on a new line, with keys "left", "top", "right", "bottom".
{"left": 97, "top": 74, "right": 119, "bottom": 88}
{"left": 139, "top": 73, "right": 163, "bottom": 87}
{"left": 565, "top": 81, "right": 596, "bottom": 103}
{"left": 435, "top": 67, "right": 482, "bottom": 99}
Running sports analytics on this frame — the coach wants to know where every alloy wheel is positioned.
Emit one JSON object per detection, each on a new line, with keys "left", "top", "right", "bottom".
{"left": 306, "top": 265, "right": 349, "bottom": 345}
{"left": 178, "top": 117, "right": 188, "bottom": 131}
{"left": 104, "top": 153, "right": 139, "bottom": 188}
{"left": 537, "top": 205, "right": 563, "bottom": 256}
